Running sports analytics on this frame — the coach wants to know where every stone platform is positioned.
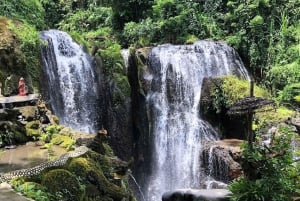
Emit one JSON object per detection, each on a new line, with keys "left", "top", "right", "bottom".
{"left": 0, "top": 94, "right": 38, "bottom": 104}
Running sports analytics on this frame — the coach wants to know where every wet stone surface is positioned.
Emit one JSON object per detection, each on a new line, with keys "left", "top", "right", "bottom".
{"left": 0, "top": 143, "right": 66, "bottom": 173}
{"left": 162, "top": 189, "right": 231, "bottom": 201}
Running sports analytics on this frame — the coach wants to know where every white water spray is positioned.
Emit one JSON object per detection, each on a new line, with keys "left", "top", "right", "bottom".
{"left": 144, "top": 41, "right": 249, "bottom": 200}
{"left": 40, "top": 30, "right": 101, "bottom": 133}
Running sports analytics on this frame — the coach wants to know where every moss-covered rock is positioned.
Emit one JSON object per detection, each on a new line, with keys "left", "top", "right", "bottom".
{"left": 52, "top": 115, "right": 59, "bottom": 124}
{"left": 0, "top": 121, "right": 28, "bottom": 146}
{"left": 13, "top": 129, "right": 28, "bottom": 143}
{"left": 50, "top": 134, "right": 75, "bottom": 150}
{"left": 68, "top": 155, "right": 128, "bottom": 200}
{"left": 254, "top": 106, "right": 295, "bottom": 130}
{"left": 200, "top": 75, "right": 272, "bottom": 139}
{"left": 41, "top": 169, "right": 81, "bottom": 201}
{"left": 211, "top": 75, "right": 271, "bottom": 112}
{"left": 10, "top": 149, "right": 135, "bottom": 201}
{"left": 25, "top": 120, "right": 41, "bottom": 138}
{"left": 66, "top": 152, "right": 130, "bottom": 201}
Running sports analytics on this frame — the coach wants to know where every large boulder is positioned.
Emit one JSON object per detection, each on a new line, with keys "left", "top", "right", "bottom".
{"left": 202, "top": 139, "right": 243, "bottom": 182}
{"left": 200, "top": 77, "right": 248, "bottom": 139}
{"left": 41, "top": 169, "right": 81, "bottom": 201}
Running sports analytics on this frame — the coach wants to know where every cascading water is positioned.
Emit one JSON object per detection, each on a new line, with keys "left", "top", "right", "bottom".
{"left": 144, "top": 41, "right": 249, "bottom": 201}
{"left": 205, "top": 145, "right": 229, "bottom": 189}
{"left": 121, "top": 49, "right": 130, "bottom": 68}
{"left": 40, "top": 30, "right": 101, "bottom": 133}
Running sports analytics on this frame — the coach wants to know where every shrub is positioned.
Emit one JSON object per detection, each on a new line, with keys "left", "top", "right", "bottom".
{"left": 123, "top": 18, "right": 159, "bottom": 47}
{"left": 41, "top": 169, "right": 81, "bottom": 201}
{"left": 249, "top": 15, "right": 264, "bottom": 28}
{"left": 254, "top": 106, "right": 295, "bottom": 130}
{"left": 59, "top": 7, "right": 112, "bottom": 33}
{"left": 278, "top": 83, "right": 300, "bottom": 108}
{"left": 267, "top": 62, "right": 300, "bottom": 92}
{"left": 229, "top": 126, "right": 297, "bottom": 201}
{"left": 0, "top": 0, "right": 45, "bottom": 29}
{"left": 15, "top": 182, "right": 49, "bottom": 201}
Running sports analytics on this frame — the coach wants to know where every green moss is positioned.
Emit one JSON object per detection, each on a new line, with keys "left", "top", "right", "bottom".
{"left": 212, "top": 75, "right": 271, "bottom": 113}
{"left": 70, "top": 31, "right": 89, "bottom": 53}
{"left": 223, "top": 76, "right": 270, "bottom": 103}
{"left": 13, "top": 130, "right": 28, "bottom": 143}
{"left": 67, "top": 152, "right": 112, "bottom": 180}
{"left": 254, "top": 106, "right": 295, "bottom": 129}
{"left": 41, "top": 169, "right": 81, "bottom": 201}
{"left": 250, "top": 15, "right": 264, "bottom": 28}
{"left": 87, "top": 151, "right": 113, "bottom": 175}
{"left": 50, "top": 134, "right": 75, "bottom": 151}
{"left": 8, "top": 20, "right": 41, "bottom": 91}
{"left": 185, "top": 35, "right": 199, "bottom": 44}
{"left": 52, "top": 116, "right": 59, "bottom": 124}
{"left": 103, "top": 143, "right": 114, "bottom": 157}
{"left": 25, "top": 120, "right": 41, "bottom": 137}
{"left": 10, "top": 151, "right": 134, "bottom": 201}
{"left": 112, "top": 73, "right": 131, "bottom": 106}
{"left": 66, "top": 152, "right": 128, "bottom": 200}
{"left": 294, "top": 95, "right": 300, "bottom": 103}
{"left": 10, "top": 177, "right": 26, "bottom": 187}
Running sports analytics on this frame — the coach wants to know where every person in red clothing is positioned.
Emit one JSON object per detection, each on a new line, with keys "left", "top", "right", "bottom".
{"left": 18, "top": 77, "right": 26, "bottom": 96}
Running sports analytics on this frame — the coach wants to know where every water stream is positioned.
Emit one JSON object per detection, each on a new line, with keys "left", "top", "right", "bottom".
{"left": 129, "top": 172, "right": 147, "bottom": 201}
{"left": 40, "top": 30, "right": 101, "bottom": 133}
{"left": 144, "top": 41, "right": 249, "bottom": 200}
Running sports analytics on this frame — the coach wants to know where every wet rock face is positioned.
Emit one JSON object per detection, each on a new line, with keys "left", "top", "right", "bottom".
{"left": 200, "top": 77, "right": 248, "bottom": 140}
{"left": 101, "top": 88, "right": 133, "bottom": 161}
{"left": 162, "top": 189, "right": 232, "bottom": 201}
{"left": 202, "top": 139, "right": 243, "bottom": 182}
{"left": 0, "top": 108, "right": 29, "bottom": 147}
{"left": 126, "top": 48, "right": 152, "bottom": 189}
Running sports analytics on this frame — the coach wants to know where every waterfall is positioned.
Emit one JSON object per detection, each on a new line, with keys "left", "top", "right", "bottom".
{"left": 144, "top": 41, "right": 249, "bottom": 201}
{"left": 40, "top": 30, "right": 101, "bottom": 133}
{"left": 206, "top": 145, "right": 229, "bottom": 187}
{"left": 121, "top": 49, "right": 130, "bottom": 68}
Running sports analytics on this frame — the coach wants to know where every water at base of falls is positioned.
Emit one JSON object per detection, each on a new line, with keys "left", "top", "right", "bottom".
{"left": 144, "top": 41, "right": 249, "bottom": 201}
{"left": 40, "top": 30, "right": 101, "bottom": 133}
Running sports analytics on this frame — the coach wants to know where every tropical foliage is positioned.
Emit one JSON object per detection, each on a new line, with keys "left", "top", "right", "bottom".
{"left": 1, "top": 0, "right": 298, "bottom": 103}
{"left": 0, "top": 0, "right": 299, "bottom": 200}
{"left": 229, "top": 126, "right": 299, "bottom": 201}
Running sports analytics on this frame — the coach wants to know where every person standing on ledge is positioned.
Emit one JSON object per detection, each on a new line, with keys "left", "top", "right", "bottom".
{"left": 18, "top": 77, "right": 26, "bottom": 96}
